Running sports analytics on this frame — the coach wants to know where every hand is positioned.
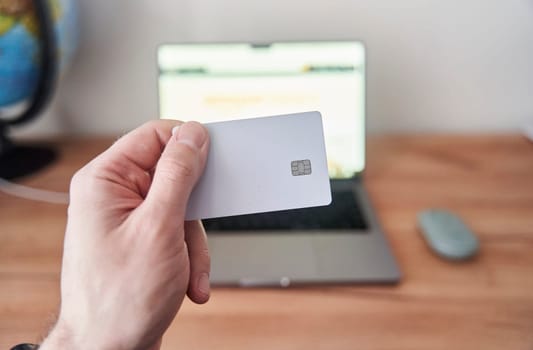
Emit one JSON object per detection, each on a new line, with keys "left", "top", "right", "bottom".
{"left": 40, "top": 120, "right": 211, "bottom": 350}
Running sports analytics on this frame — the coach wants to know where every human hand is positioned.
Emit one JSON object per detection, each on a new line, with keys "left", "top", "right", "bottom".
{"left": 40, "top": 120, "right": 210, "bottom": 350}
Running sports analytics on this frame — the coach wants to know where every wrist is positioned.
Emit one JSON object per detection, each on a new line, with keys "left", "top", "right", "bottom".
{"left": 39, "top": 318, "right": 131, "bottom": 350}
{"left": 40, "top": 320, "right": 114, "bottom": 350}
{"left": 39, "top": 321, "right": 78, "bottom": 350}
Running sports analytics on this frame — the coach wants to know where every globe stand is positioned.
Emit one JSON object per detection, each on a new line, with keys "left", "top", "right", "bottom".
{"left": 0, "top": 124, "right": 57, "bottom": 180}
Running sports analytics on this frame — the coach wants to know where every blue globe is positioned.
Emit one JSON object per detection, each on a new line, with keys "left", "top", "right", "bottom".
{"left": 0, "top": 0, "right": 78, "bottom": 108}
{"left": 0, "top": 0, "right": 79, "bottom": 179}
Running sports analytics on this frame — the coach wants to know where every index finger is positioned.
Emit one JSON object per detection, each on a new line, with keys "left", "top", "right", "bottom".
{"left": 99, "top": 119, "right": 182, "bottom": 172}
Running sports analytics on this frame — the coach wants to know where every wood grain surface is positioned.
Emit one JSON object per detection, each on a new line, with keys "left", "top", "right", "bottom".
{"left": 1, "top": 135, "right": 532, "bottom": 349}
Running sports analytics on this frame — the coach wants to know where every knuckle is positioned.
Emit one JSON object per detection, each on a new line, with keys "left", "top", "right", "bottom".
{"left": 172, "top": 157, "right": 195, "bottom": 178}
{"left": 198, "top": 247, "right": 211, "bottom": 265}
{"left": 145, "top": 119, "right": 183, "bottom": 132}
{"left": 158, "top": 157, "right": 195, "bottom": 183}
{"left": 192, "top": 247, "right": 211, "bottom": 271}
{"left": 158, "top": 145, "right": 199, "bottom": 183}
{"left": 69, "top": 166, "right": 88, "bottom": 194}
{"left": 144, "top": 119, "right": 162, "bottom": 129}
{"left": 69, "top": 162, "right": 102, "bottom": 199}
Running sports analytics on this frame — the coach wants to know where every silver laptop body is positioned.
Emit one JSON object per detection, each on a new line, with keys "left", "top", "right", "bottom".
{"left": 158, "top": 41, "right": 401, "bottom": 286}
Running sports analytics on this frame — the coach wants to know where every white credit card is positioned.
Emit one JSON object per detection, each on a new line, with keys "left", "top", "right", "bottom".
{"left": 186, "top": 111, "right": 332, "bottom": 220}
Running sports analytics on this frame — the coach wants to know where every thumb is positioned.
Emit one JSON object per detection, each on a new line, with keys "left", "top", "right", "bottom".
{"left": 144, "top": 121, "right": 209, "bottom": 223}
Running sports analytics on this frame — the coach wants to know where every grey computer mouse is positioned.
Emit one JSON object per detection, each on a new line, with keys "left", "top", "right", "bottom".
{"left": 417, "top": 209, "right": 479, "bottom": 261}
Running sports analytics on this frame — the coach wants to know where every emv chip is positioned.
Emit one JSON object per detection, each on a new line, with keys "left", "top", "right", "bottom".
{"left": 291, "top": 159, "right": 312, "bottom": 176}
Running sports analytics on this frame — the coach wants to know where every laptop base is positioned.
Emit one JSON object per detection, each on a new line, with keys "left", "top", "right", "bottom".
{"left": 206, "top": 181, "right": 401, "bottom": 286}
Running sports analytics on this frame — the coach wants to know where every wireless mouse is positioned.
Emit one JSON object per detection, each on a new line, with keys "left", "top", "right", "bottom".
{"left": 417, "top": 209, "right": 479, "bottom": 261}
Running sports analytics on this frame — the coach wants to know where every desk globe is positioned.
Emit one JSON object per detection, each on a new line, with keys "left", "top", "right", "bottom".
{"left": 0, "top": 0, "right": 78, "bottom": 179}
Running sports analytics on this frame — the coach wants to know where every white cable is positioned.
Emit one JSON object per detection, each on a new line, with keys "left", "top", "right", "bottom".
{"left": 0, "top": 177, "right": 69, "bottom": 204}
{"left": 523, "top": 124, "right": 533, "bottom": 143}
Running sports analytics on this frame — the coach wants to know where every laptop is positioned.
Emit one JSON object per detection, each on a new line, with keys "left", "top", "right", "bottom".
{"left": 157, "top": 41, "right": 401, "bottom": 286}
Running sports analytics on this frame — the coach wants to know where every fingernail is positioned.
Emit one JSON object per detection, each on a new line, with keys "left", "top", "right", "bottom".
{"left": 171, "top": 125, "right": 180, "bottom": 136}
{"left": 198, "top": 273, "right": 210, "bottom": 296}
{"left": 174, "top": 122, "right": 207, "bottom": 150}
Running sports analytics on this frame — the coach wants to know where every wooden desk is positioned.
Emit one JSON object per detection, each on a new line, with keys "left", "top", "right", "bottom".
{"left": 1, "top": 135, "right": 533, "bottom": 349}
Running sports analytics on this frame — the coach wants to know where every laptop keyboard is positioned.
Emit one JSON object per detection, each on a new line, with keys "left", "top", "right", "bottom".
{"left": 202, "top": 190, "right": 368, "bottom": 232}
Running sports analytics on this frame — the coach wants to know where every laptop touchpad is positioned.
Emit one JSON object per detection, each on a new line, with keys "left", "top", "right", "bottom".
{"left": 209, "top": 234, "right": 319, "bottom": 286}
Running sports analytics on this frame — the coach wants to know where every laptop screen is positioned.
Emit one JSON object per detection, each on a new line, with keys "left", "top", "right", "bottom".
{"left": 158, "top": 41, "right": 365, "bottom": 179}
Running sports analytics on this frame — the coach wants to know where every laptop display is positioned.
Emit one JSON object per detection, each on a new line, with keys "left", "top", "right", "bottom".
{"left": 158, "top": 41, "right": 365, "bottom": 179}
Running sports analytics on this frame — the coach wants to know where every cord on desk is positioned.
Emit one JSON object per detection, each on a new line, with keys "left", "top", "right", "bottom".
{"left": 0, "top": 178, "right": 69, "bottom": 204}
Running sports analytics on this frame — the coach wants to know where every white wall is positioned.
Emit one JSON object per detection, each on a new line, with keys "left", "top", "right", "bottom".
{"left": 15, "top": 0, "right": 533, "bottom": 136}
